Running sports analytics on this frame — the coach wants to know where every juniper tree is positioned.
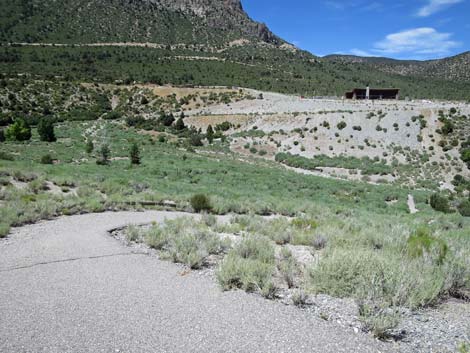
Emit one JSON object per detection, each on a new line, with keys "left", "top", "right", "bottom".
{"left": 206, "top": 125, "right": 214, "bottom": 144}
{"left": 37, "top": 118, "right": 56, "bottom": 142}
{"left": 130, "top": 142, "right": 141, "bottom": 165}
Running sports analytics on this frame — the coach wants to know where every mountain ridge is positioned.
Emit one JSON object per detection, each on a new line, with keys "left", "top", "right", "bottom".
{"left": 324, "top": 52, "right": 470, "bottom": 82}
{"left": 0, "top": 0, "right": 469, "bottom": 100}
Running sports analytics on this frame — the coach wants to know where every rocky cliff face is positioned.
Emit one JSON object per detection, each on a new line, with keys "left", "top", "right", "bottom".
{"left": 154, "top": 0, "right": 281, "bottom": 44}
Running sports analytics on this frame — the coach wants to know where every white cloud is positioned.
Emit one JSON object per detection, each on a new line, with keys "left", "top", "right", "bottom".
{"left": 373, "top": 27, "right": 460, "bottom": 57}
{"left": 417, "top": 0, "right": 463, "bottom": 17}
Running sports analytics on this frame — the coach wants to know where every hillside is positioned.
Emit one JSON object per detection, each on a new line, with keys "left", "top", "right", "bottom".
{"left": 0, "top": 0, "right": 469, "bottom": 100}
{"left": 0, "top": 0, "right": 280, "bottom": 46}
{"left": 325, "top": 52, "right": 470, "bottom": 83}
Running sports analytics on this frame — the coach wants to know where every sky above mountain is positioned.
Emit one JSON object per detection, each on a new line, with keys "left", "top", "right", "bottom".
{"left": 243, "top": 0, "right": 469, "bottom": 60}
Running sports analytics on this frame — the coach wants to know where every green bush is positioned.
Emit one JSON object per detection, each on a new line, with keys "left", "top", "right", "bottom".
{"left": 37, "top": 119, "right": 56, "bottom": 142}
{"left": 0, "top": 223, "right": 10, "bottom": 238}
{"left": 308, "top": 248, "right": 446, "bottom": 309}
{"left": 359, "top": 303, "right": 399, "bottom": 339}
{"left": 5, "top": 119, "right": 31, "bottom": 141}
{"left": 189, "top": 134, "right": 203, "bottom": 147}
{"left": 217, "top": 235, "right": 276, "bottom": 297}
{"left": 407, "top": 227, "right": 448, "bottom": 265}
{"left": 0, "top": 151, "right": 14, "bottom": 161}
{"left": 190, "top": 194, "right": 212, "bottom": 213}
{"left": 40, "top": 154, "right": 54, "bottom": 165}
{"left": 458, "top": 200, "right": 470, "bottom": 217}
{"left": 143, "top": 218, "right": 229, "bottom": 269}
{"left": 337, "top": 121, "right": 347, "bottom": 130}
{"left": 103, "top": 111, "right": 122, "bottom": 120}
{"left": 430, "top": 193, "right": 451, "bottom": 213}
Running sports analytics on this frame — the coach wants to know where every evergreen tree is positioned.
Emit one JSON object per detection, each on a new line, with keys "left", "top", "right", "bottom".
{"left": 206, "top": 125, "right": 214, "bottom": 144}
{"left": 130, "top": 142, "right": 141, "bottom": 165}
{"left": 5, "top": 119, "right": 31, "bottom": 141}
{"left": 37, "top": 118, "right": 56, "bottom": 142}
{"left": 175, "top": 117, "right": 186, "bottom": 131}
{"left": 97, "top": 144, "right": 110, "bottom": 165}
{"left": 85, "top": 139, "right": 94, "bottom": 154}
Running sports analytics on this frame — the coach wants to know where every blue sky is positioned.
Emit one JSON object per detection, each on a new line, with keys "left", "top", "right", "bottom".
{"left": 243, "top": 0, "right": 469, "bottom": 60}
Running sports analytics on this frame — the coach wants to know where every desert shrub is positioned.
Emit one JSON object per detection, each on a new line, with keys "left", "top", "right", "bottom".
{"left": 312, "top": 234, "right": 328, "bottom": 250}
{"left": 0, "top": 151, "right": 14, "bottom": 161}
{"left": 103, "top": 111, "right": 122, "bottom": 120}
{"left": 0, "top": 223, "right": 10, "bottom": 238}
{"left": 337, "top": 121, "right": 347, "bottom": 130}
{"left": 441, "top": 120, "right": 454, "bottom": 135}
{"left": 308, "top": 248, "right": 447, "bottom": 309}
{"left": 430, "top": 193, "right": 451, "bottom": 213}
{"left": 278, "top": 247, "right": 298, "bottom": 288}
{"left": 40, "top": 154, "right": 54, "bottom": 164}
{"left": 189, "top": 133, "right": 203, "bottom": 147}
{"left": 129, "top": 142, "right": 140, "bottom": 165}
{"left": 292, "top": 290, "right": 308, "bottom": 307}
{"left": 359, "top": 303, "right": 399, "bottom": 339}
{"left": 458, "top": 200, "right": 470, "bottom": 217}
{"left": 126, "top": 225, "right": 141, "bottom": 242}
{"left": 291, "top": 217, "right": 317, "bottom": 230}
{"left": 407, "top": 227, "right": 448, "bottom": 265}
{"left": 5, "top": 119, "right": 31, "bottom": 141}
{"left": 461, "top": 148, "right": 470, "bottom": 167}
{"left": 145, "top": 226, "right": 169, "bottom": 250}
{"left": 169, "top": 232, "right": 208, "bottom": 269}
{"left": 217, "top": 235, "right": 276, "bottom": 298}
{"left": 190, "top": 194, "right": 212, "bottom": 213}
{"left": 215, "top": 121, "right": 231, "bottom": 131}
{"left": 143, "top": 218, "right": 229, "bottom": 269}
{"left": 37, "top": 118, "right": 56, "bottom": 142}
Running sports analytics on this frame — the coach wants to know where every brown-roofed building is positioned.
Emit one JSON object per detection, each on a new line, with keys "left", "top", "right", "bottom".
{"left": 345, "top": 87, "right": 400, "bottom": 100}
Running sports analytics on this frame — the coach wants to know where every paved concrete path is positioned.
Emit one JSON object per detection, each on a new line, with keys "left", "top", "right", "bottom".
{"left": 0, "top": 211, "right": 394, "bottom": 353}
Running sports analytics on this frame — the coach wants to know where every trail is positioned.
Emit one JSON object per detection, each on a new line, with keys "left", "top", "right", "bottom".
{"left": 408, "top": 194, "right": 419, "bottom": 214}
{"left": 0, "top": 211, "right": 394, "bottom": 353}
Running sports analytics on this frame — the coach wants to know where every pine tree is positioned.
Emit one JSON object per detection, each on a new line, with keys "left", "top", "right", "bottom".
{"left": 130, "top": 142, "right": 141, "bottom": 165}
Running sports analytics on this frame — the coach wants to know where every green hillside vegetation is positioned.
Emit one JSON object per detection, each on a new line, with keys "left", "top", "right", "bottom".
{"left": 2, "top": 45, "right": 470, "bottom": 99}
{"left": 325, "top": 52, "right": 470, "bottom": 85}
{"left": 0, "top": 0, "right": 469, "bottom": 99}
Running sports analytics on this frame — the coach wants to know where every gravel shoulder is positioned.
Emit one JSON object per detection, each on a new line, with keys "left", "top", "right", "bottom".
{"left": 0, "top": 211, "right": 393, "bottom": 353}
